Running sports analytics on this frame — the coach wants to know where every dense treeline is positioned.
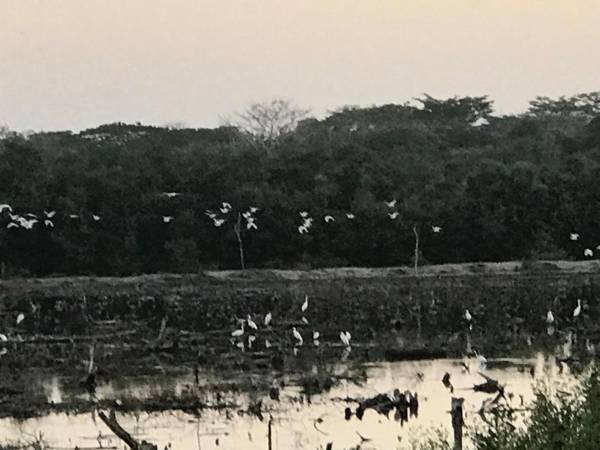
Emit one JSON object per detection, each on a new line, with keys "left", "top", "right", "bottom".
{"left": 1, "top": 93, "right": 600, "bottom": 276}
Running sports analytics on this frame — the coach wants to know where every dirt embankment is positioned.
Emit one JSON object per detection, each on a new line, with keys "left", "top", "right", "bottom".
{"left": 0, "top": 260, "right": 599, "bottom": 367}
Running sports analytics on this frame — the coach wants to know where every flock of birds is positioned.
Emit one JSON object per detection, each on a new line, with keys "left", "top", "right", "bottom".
{"left": 229, "top": 295, "right": 352, "bottom": 355}
{"left": 0, "top": 197, "right": 444, "bottom": 236}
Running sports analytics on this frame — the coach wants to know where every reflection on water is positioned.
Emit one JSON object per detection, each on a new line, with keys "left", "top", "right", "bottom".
{"left": 1, "top": 354, "right": 579, "bottom": 449}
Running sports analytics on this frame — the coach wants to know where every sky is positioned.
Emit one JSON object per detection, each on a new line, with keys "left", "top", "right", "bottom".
{"left": 1, "top": 0, "right": 599, "bottom": 132}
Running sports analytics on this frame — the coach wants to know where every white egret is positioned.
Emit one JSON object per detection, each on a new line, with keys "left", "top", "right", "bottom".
{"left": 0, "top": 204, "right": 12, "bottom": 213}
{"left": 464, "top": 309, "right": 472, "bottom": 322}
{"left": 213, "top": 218, "right": 225, "bottom": 227}
{"left": 301, "top": 296, "right": 309, "bottom": 312}
{"left": 246, "top": 220, "right": 258, "bottom": 231}
{"left": 573, "top": 299, "right": 582, "bottom": 318}
{"left": 340, "top": 331, "right": 351, "bottom": 347}
{"left": 92, "top": 214, "right": 101, "bottom": 222}
{"left": 432, "top": 226, "right": 442, "bottom": 233}
{"left": 205, "top": 210, "right": 217, "bottom": 219}
{"left": 44, "top": 219, "right": 54, "bottom": 228}
{"left": 346, "top": 213, "right": 355, "bottom": 219}
{"left": 162, "top": 192, "right": 181, "bottom": 198}
{"left": 570, "top": 233, "right": 579, "bottom": 241}
{"left": 301, "top": 316, "right": 309, "bottom": 325}
{"left": 220, "top": 202, "right": 232, "bottom": 214}
{"left": 292, "top": 327, "right": 304, "bottom": 346}
{"left": 16, "top": 313, "right": 25, "bottom": 325}
{"left": 265, "top": 339, "right": 272, "bottom": 349}
{"left": 385, "top": 200, "right": 397, "bottom": 208}
{"left": 546, "top": 310, "right": 554, "bottom": 325}
{"left": 162, "top": 216, "right": 173, "bottom": 223}
{"left": 264, "top": 312, "right": 272, "bottom": 326}
{"left": 247, "top": 335, "right": 256, "bottom": 349}
{"left": 231, "top": 322, "right": 245, "bottom": 337}
{"left": 584, "top": 248, "right": 593, "bottom": 257}
{"left": 44, "top": 210, "right": 56, "bottom": 218}
{"left": 597, "top": 244, "right": 600, "bottom": 251}
{"left": 298, "top": 225, "right": 309, "bottom": 234}
{"left": 19, "top": 218, "right": 38, "bottom": 230}
{"left": 249, "top": 207, "right": 259, "bottom": 213}
{"left": 299, "top": 211, "right": 309, "bottom": 218}
{"left": 0, "top": 334, "right": 7, "bottom": 342}
{"left": 247, "top": 315, "right": 258, "bottom": 330}
{"left": 324, "top": 215, "right": 335, "bottom": 223}
{"left": 6, "top": 222, "right": 19, "bottom": 229}
{"left": 388, "top": 212, "right": 399, "bottom": 220}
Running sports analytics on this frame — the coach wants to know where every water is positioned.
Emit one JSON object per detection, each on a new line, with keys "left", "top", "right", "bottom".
{"left": 0, "top": 354, "right": 578, "bottom": 450}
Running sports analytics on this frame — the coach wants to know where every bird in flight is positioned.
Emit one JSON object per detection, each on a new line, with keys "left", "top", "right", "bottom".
{"left": 385, "top": 200, "right": 397, "bottom": 208}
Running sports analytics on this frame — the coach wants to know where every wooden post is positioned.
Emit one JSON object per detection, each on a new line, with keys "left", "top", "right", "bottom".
{"left": 267, "top": 416, "right": 273, "bottom": 450}
{"left": 451, "top": 397, "right": 464, "bottom": 450}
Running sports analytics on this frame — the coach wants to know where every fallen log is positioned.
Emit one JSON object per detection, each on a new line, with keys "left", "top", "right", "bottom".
{"left": 98, "top": 409, "right": 157, "bottom": 450}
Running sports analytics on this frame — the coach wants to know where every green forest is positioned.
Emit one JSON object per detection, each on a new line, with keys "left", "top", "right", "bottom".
{"left": 1, "top": 93, "right": 600, "bottom": 276}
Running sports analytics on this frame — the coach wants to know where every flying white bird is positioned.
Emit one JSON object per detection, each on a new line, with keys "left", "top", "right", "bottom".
{"left": 236, "top": 341, "right": 245, "bottom": 351}
{"left": 16, "top": 313, "right": 25, "bottom": 325}
{"left": 162, "top": 216, "right": 173, "bottom": 223}
{"left": 92, "top": 214, "right": 101, "bottom": 222}
{"left": 24, "top": 213, "right": 37, "bottom": 219}
{"left": 292, "top": 327, "right": 304, "bottom": 346}
{"left": 69, "top": 214, "right": 79, "bottom": 219}
{"left": 340, "top": 331, "right": 351, "bottom": 347}
{"left": 220, "top": 202, "right": 232, "bottom": 213}
{"left": 573, "top": 299, "right": 582, "bottom": 318}
{"left": 324, "top": 215, "right": 335, "bottom": 223}
{"left": 301, "top": 296, "right": 309, "bottom": 312}
{"left": 231, "top": 322, "right": 245, "bottom": 337}
{"left": 162, "top": 192, "right": 181, "bottom": 198}
{"left": 264, "top": 312, "right": 272, "bottom": 326}
{"left": 246, "top": 221, "right": 258, "bottom": 231}
{"left": 570, "top": 233, "right": 579, "bottom": 241}
{"left": 204, "top": 210, "right": 217, "bottom": 219}
{"left": 0, "top": 204, "right": 12, "bottom": 213}
{"left": 44, "top": 219, "right": 54, "bottom": 228}
{"left": 247, "top": 315, "right": 258, "bottom": 330}
{"left": 44, "top": 210, "right": 56, "bottom": 218}
{"left": 432, "top": 226, "right": 442, "bottom": 233}
{"left": 242, "top": 211, "right": 252, "bottom": 219}
{"left": 298, "top": 225, "right": 309, "bottom": 234}
{"left": 346, "top": 213, "right": 355, "bottom": 219}
{"left": 249, "top": 207, "right": 259, "bottom": 213}
{"left": 584, "top": 248, "right": 593, "bottom": 257}
{"left": 546, "top": 310, "right": 554, "bottom": 324}
{"left": 385, "top": 200, "right": 397, "bottom": 208}
{"left": 6, "top": 222, "right": 19, "bottom": 229}
{"left": 19, "top": 218, "right": 38, "bottom": 230}
{"left": 213, "top": 218, "right": 226, "bottom": 227}
{"left": 388, "top": 212, "right": 399, "bottom": 220}
{"left": 299, "top": 211, "right": 309, "bottom": 218}
{"left": 464, "top": 309, "right": 472, "bottom": 322}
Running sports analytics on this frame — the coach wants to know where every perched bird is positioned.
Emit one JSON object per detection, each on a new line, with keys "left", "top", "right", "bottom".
{"left": 264, "top": 312, "right": 272, "bottom": 326}
{"left": 16, "top": 313, "right": 25, "bottom": 325}
{"left": 340, "top": 331, "right": 351, "bottom": 347}
{"left": 432, "top": 226, "right": 442, "bottom": 233}
{"left": 573, "top": 299, "right": 582, "bottom": 318}
{"left": 546, "top": 310, "right": 555, "bottom": 325}
{"left": 162, "top": 216, "right": 174, "bottom": 223}
{"left": 346, "top": 213, "right": 355, "bottom": 219}
{"left": 388, "top": 212, "right": 399, "bottom": 220}
{"left": 301, "top": 296, "right": 309, "bottom": 312}
{"left": 385, "top": 200, "right": 397, "bottom": 208}
{"left": 249, "top": 207, "right": 259, "bottom": 213}
{"left": 324, "top": 215, "right": 335, "bottom": 223}
{"left": 584, "top": 248, "right": 593, "bottom": 257}
{"left": 570, "top": 233, "right": 579, "bottom": 241}
{"left": 231, "top": 322, "right": 245, "bottom": 337}
{"left": 44, "top": 219, "right": 54, "bottom": 228}
{"left": 312, "top": 331, "right": 320, "bottom": 341}
{"left": 205, "top": 210, "right": 217, "bottom": 219}
{"left": 6, "top": 222, "right": 18, "bottom": 229}
{"left": 69, "top": 214, "right": 79, "bottom": 219}
{"left": 292, "top": 327, "right": 303, "bottom": 346}
{"left": 464, "top": 309, "right": 472, "bottom": 322}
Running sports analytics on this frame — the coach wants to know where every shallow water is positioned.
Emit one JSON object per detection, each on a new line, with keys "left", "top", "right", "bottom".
{"left": 0, "top": 354, "right": 578, "bottom": 450}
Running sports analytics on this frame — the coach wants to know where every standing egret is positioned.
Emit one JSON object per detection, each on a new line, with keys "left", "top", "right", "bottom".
{"left": 573, "top": 299, "right": 582, "bottom": 318}
{"left": 16, "top": 313, "right": 25, "bottom": 325}
{"left": 299, "top": 211, "right": 309, "bottom": 218}
{"left": 247, "top": 335, "right": 256, "bottom": 349}
{"left": 313, "top": 331, "right": 320, "bottom": 341}
{"left": 246, "top": 220, "right": 258, "bottom": 230}
{"left": 292, "top": 327, "right": 304, "bottom": 346}
{"left": 162, "top": 192, "right": 181, "bottom": 198}
{"left": 301, "top": 316, "right": 309, "bottom": 325}
{"left": 301, "top": 296, "right": 308, "bottom": 312}
{"left": 249, "top": 207, "right": 259, "bottom": 213}
{"left": 264, "top": 312, "right": 272, "bottom": 326}
{"left": 464, "top": 309, "right": 472, "bottom": 322}
{"left": 546, "top": 310, "right": 555, "bottom": 325}
{"left": 231, "top": 322, "right": 245, "bottom": 337}
{"left": 247, "top": 315, "right": 258, "bottom": 331}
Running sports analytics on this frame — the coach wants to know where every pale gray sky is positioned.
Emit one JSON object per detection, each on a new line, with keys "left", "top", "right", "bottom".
{"left": 1, "top": 0, "right": 599, "bottom": 132}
